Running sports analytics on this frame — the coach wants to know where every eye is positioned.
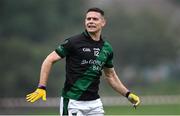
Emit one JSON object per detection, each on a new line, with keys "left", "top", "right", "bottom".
{"left": 87, "top": 17, "right": 91, "bottom": 21}
{"left": 93, "top": 18, "right": 99, "bottom": 21}
{"left": 86, "top": 17, "right": 99, "bottom": 21}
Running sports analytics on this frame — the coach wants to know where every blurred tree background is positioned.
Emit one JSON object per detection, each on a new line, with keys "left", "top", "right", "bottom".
{"left": 0, "top": 0, "right": 180, "bottom": 98}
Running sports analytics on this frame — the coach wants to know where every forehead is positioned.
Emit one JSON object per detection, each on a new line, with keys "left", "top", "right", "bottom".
{"left": 86, "top": 11, "right": 102, "bottom": 18}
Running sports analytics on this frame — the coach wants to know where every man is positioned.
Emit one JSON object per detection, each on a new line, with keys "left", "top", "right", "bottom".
{"left": 26, "top": 8, "right": 140, "bottom": 116}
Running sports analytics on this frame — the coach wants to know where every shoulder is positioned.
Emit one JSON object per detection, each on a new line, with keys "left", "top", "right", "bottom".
{"left": 67, "top": 32, "right": 84, "bottom": 44}
{"left": 103, "top": 40, "right": 113, "bottom": 52}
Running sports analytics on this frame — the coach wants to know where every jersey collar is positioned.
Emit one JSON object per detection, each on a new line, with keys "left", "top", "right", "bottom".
{"left": 83, "top": 30, "right": 103, "bottom": 43}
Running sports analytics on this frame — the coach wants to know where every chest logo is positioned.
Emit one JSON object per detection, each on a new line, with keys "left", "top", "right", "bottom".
{"left": 82, "top": 48, "right": 91, "bottom": 52}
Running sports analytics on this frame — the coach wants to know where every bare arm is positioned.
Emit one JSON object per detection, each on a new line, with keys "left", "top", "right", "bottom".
{"left": 26, "top": 51, "right": 61, "bottom": 102}
{"left": 103, "top": 67, "right": 129, "bottom": 96}
{"left": 39, "top": 51, "right": 61, "bottom": 86}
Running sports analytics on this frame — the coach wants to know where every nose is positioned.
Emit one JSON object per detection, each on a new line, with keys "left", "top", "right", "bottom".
{"left": 90, "top": 18, "right": 94, "bottom": 21}
{"left": 88, "top": 22, "right": 94, "bottom": 24}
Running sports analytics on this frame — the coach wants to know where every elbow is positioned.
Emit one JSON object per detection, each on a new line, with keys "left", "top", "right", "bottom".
{"left": 105, "top": 74, "right": 115, "bottom": 82}
{"left": 46, "top": 58, "right": 55, "bottom": 64}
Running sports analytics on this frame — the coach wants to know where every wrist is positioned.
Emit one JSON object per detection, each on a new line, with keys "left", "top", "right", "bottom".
{"left": 125, "top": 91, "right": 131, "bottom": 98}
{"left": 38, "top": 85, "right": 46, "bottom": 90}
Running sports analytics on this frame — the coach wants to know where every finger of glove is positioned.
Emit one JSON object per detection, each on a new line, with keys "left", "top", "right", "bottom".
{"left": 30, "top": 94, "right": 42, "bottom": 103}
{"left": 26, "top": 93, "right": 36, "bottom": 100}
{"left": 135, "top": 98, "right": 140, "bottom": 106}
{"left": 42, "top": 93, "right": 46, "bottom": 101}
{"left": 128, "top": 97, "right": 136, "bottom": 104}
{"left": 26, "top": 93, "right": 38, "bottom": 102}
{"left": 131, "top": 97, "right": 140, "bottom": 106}
{"left": 26, "top": 95, "right": 37, "bottom": 102}
{"left": 132, "top": 95, "right": 140, "bottom": 105}
{"left": 26, "top": 93, "right": 34, "bottom": 97}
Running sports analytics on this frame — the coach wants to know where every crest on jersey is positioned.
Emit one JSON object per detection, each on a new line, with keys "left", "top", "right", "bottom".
{"left": 82, "top": 48, "right": 91, "bottom": 52}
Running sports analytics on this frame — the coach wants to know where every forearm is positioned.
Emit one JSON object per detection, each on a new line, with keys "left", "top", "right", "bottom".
{"left": 39, "top": 59, "right": 53, "bottom": 86}
{"left": 38, "top": 51, "right": 61, "bottom": 86}
{"left": 106, "top": 75, "right": 129, "bottom": 96}
{"left": 26, "top": 51, "right": 61, "bottom": 103}
{"left": 104, "top": 68, "right": 140, "bottom": 107}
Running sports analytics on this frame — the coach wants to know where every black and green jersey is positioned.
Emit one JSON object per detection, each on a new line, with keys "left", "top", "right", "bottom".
{"left": 55, "top": 30, "right": 114, "bottom": 101}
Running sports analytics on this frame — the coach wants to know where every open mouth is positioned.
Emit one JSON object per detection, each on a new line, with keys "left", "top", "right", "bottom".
{"left": 88, "top": 25, "right": 96, "bottom": 29}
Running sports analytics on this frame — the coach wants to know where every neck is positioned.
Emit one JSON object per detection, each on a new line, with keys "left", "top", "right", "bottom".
{"left": 88, "top": 31, "right": 101, "bottom": 41}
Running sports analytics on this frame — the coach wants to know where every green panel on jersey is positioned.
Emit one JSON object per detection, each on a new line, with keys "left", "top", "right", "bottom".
{"left": 64, "top": 75, "right": 95, "bottom": 99}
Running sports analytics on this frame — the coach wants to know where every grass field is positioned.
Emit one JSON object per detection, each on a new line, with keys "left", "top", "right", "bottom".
{"left": 104, "top": 105, "right": 180, "bottom": 115}
{"left": 1, "top": 104, "right": 180, "bottom": 115}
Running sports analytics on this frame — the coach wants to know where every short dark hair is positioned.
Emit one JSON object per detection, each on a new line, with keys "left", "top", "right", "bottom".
{"left": 87, "top": 7, "right": 104, "bottom": 16}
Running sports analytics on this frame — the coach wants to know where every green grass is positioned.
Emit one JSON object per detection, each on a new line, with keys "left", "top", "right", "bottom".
{"left": 104, "top": 104, "right": 180, "bottom": 115}
{"left": 0, "top": 104, "right": 180, "bottom": 115}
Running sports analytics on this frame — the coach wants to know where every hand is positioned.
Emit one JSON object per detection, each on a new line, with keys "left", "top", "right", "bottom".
{"left": 26, "top": 88, "right": 46, "bottom": 103}
{"left": 127, "top": 92, "right": 140, "bottom": 108}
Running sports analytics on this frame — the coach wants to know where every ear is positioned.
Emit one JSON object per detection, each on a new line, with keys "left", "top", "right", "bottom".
{"left": 102, "top": 18, "right": 106, "bottom": 27}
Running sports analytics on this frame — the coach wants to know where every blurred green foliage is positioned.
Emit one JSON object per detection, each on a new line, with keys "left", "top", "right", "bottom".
{"left": 0, "top": 0, "right": 180, "bottom": 97}
{"left": 0, "top": 0, "right": 84, "bottom": 41}
{"left": 106, "top": 10, "right": 178, "bottom": 67}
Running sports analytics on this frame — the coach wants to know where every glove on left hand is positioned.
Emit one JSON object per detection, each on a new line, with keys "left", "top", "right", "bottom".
{"left": 26, "top": 88, "right": 46, "bottom": 103}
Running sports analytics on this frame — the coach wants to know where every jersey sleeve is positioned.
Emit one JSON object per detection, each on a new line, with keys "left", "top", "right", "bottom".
{"left": 103, "top": 41, "right": 114, "bottom": 68}
{"left": 55, "top": 39, "right": 72, "bottom": 58}
{"left": 104, "top": 52, "right": 114, "bottom": 68}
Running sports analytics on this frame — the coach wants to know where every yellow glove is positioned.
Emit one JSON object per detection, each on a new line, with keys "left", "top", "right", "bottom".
{"left": 126, "top": 92, "right": 140, "bottom": 108}
{"left": 26, "top": 88, "right": 46, "bottom": 103}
